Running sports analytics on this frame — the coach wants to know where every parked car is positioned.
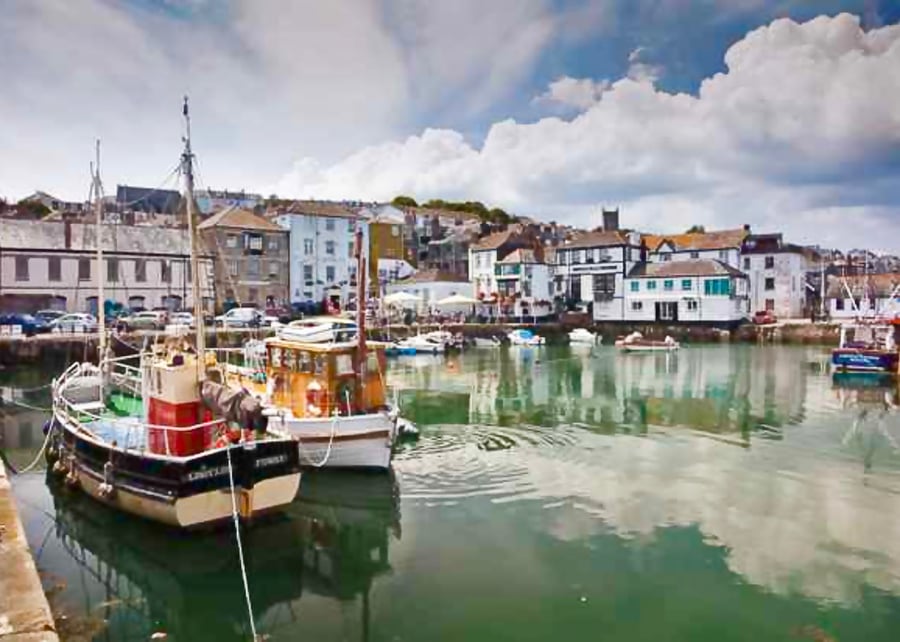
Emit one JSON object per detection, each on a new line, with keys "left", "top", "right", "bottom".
{"left": 117, "top": 310, "right": 168, "bottom": 331}
{"left": 168, "top": 311, "right": 195, "bottom": 328}
{"left": 0, "top": 313, "right": 50, "bottom": 337}
{"left": 35, "top": 309, "right": 66, "bottom": 324}
{"left": 215, "top": 307, "right": 263, "bottom": 329}
{"left": 753, "top": 310, "right": 777, "bottom": 325}
{"left": 51, "top": 313, "right": 98, "bottom": 334}
{"left": 265, "top": 306, "right": 292, "bottom": 324}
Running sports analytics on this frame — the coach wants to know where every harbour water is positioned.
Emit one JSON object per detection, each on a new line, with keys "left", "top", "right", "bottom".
{"left": 2, "top": 344, "right": 900, "bottom": 641}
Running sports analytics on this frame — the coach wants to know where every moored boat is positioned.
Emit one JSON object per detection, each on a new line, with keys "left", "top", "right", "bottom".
{"left": 473, "top": 336, "right": 502, "bottom": 348}
{"left": 508, "top": 329, "right": 545, "bottom": 346}
{"left": 568, "top": 328, "right": 600, "bottom": 345}
{"left": 279, "top": 317, "right": 358, "bottom": 344}
{"left": 615, "top": 331, "right": 680, "bottom": 352}
{"left": 831, "top": 322, "right": 898, "bottom": 373}
{"left": 396, "top": 333, "right": 446, "bottom": 354}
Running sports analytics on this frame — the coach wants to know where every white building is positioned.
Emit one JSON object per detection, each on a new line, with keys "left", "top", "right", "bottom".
{"left": 741, "top": 233, "right": 813, "bottom": 318}
{"left": 385, "top": 269, "right": 473, "bottom": 312}
{"left": 826, "top": 273, "right": 900, "bottom": 319}
{"left": 469, "top": 228, "right": 535, "bottom": 300}
{"left": 554, "top": 230, "right": 643, "bottom": 320}
{"left": 623, "top": 260, "right": 749, "bottom": 323}
{"left": 645, "top": 228, "right": 747, "bottom": 270}
{"left": 275, "top": 202, "right": 366, "bottom": 309}
{"left": 0, "top": 219, "right": 214, "bottom": 313}
{"left": 495, "top": 249, "right": 553, "bottom": 319}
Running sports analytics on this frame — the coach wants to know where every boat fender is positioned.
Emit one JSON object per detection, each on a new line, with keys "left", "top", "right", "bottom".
{"left": 306, "top": 380, "right": 326, "bottom": 417}
{"left": 98, "top": 460, "right": 116, "bottom": 499}
{"left": 64, "top": 454, "right": 79, "bottom": 487}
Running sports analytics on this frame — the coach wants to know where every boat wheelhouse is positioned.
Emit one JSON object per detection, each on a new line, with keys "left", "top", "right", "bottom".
{"left": 831, "top": 322, "right": 899, "bottom": 373}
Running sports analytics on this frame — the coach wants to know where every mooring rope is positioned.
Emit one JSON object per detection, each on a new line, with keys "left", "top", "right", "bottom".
{"left": 299, "top": 406, "right": 339, "bottom": 468}
{"left": 224, "top": 443, "right": 259, "bottom": 641}
{"left": 11, "top": 420, "right": 56, "bottom": 475}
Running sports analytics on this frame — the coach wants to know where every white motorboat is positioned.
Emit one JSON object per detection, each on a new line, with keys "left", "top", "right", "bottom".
{"left": 473, "top": 336, "right": 502, "bottom": 348}
{"left": 568, "top": 328, "right": 601, "bottom": 345}
{"left": 279, "top": 317, "right": 358, "bottom": 344}
{"left": 614, "top": 331, "right": 680, "bottom": 352}
{"left": 508, "top": 329, "right": 545, "bottom": 346}
{"left": 397, "top": 334, "right": 446, "bottom": 354}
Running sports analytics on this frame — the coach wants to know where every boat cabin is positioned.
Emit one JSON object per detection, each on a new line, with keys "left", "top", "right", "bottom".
{"left": 264, "top": 339, "right": 388, "bottom": 419}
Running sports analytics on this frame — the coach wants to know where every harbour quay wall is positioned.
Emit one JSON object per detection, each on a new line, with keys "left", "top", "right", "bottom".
{"left": 0, "top": 321, "right": 842, "bottom": 364}
{"left": 0, "top": 459, "right": 60, "bottom": 641}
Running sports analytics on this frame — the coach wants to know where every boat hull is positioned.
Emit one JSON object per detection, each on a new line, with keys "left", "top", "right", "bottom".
{"left": 268, "top": 411, "right": 397, "bottom": 470}
{"left": 51, "top": 412, "right": 302, "bottom": 529}
{"left": 831, "top": 349, "right": 898, "bottom": 373}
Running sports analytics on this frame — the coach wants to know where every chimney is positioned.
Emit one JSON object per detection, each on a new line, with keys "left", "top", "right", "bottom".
{"left": 602, "top": 207, "right": 619, "bottom": 231}
{"left": 743, "top": 224, "right": 751, "bottom": 232}
{"left": 64, "top": 220, "right": 72, "bottom": 249}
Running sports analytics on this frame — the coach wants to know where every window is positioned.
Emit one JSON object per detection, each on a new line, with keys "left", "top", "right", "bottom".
{"left": 661, "top": 253, "right": 672, "bottom": 262}
{"left": 743, "top": 257, "right": 750, "bottom": 270}
{"left": 663, "top": 279, "right": 674, "bottom": 291}
{"left": 107, "top": 258, "right": 118, "bottom": 282}
{"left": 630, "top": 281, "right": 639, "bottom": 292}
{"left": 572, "top": 250, "right": 582, "bottom": 264}
{"left": 764, "top": 256, "right": 775, "bottom": 269}
{"left": 325, "top": 218, "right": 335, "bottom": 232}
{"left": 226, "top": 234, "right": 238, "bottom": 248}
{"left": 326, "top": 241, "right": 335, "bottom": 255}
{"left": 326, "top": 266, "right": 335, "bottom": 282}
{"left": 269, "top": 261, "right": 279, "bottom": 277}
{"left": 14, "top": 256, "right": 28, "bottom": 281}
{"left": 247, "top": 257, "right": 260, "bottom": 278}
{"left": 704, "top": 278, "right": 730, "bottom": 295}
{"left": 765, "top": 299, "right": 775, "bottom": 311}
{"left": 247, "top": 287, "right": 258, "bottom": 303}
{"left": 523, "top": 280, "right": 532, "bottom": 297}
{"left": 719, "top": 250, "right": 729, "bottom": 260}
{"left": 347, "top": 219, "right": 355, "bottom": 232}
{"left": 391, "top": 225, "right": 399, "bottom": 237}
{"left": 646, "top": 280, "right": 657, "bottom": 290}
{"left": 304, "top": 239, "right": 314, "bottom": 255}
{"left": 686, "top": 300, "right": 698, "bottom": 311}
{"left": 78, "top": 258, "right": 91, "bottom": 281}
{"left": 631, "top": 301, "right": 643, "bottom": 311}
{"left": 135, "top": 259, "right": 146, "bottom": 282}
{"left": 593, "top": 274, "right": 615, "bottom": 302}
{"left": 246, "top": 234, "right": 263, "bottom": 251}
{"left": 267, "top": 237, "right": 280, "bottom": 251}
{"left": 348, "top": 242, "right": 355, "bottom": 258}
{"left": 557, "top": 251, "right": 565, "bottom": 265}
{"left": 691, "top": 251, "right": 700, "bottom": 259}
{"left": 160, "top": 260, "right": 171, "bottom": 283}
{"left": 48, "top": 257, "right": 61, "bottom": 282}
{"left": 228, "top": 259, "right": 239, "bottom": 277}
{"left": 835, "top": 298, "right": 845, "bottom": 310}
{"left": 303, "top": 265, "right": 313, "bottom": 283}
{"left": 764, "top": 277, "right": 775, "bottom": 291}
{"left": 681, "top": 279, "right": 691, "bottom": 290}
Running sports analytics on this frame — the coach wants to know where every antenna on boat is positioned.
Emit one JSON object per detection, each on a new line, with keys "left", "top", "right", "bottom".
{"left": 91, "top": 139, "right": 108, "bottom": 367}
{"left": 181, "top": 95, "right": 206, "bottom": 379}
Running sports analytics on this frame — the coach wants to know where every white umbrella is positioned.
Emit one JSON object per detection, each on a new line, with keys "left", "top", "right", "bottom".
{"left": 383, "top": 291, "right": 420, "bottom": 305}
{"left": 436, "top": 294, "right": 479, "bottom": 306}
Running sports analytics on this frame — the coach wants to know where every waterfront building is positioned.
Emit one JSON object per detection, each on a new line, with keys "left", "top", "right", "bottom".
{"left": 644, "top": 228, "right": 748, "bottom": 270}
{"left": 469, "top": 227, "right": 537, "bottom": 301}
{"left": 825, "top": 273, "right": 900, "bottom": 319}
{"left": 495, "top": 249, "right": 553, "bottom": 319}
{"left": 195, "top": 189, "right": 262, "bottom": 216}
{"left": 273, "top": 201, "right": 365, "bottom": 309}
{"left": 385, "top": 269, "right": 473, "bottom": 312}
{"left": 363, "top": 205, "right": 413, "bottom": 297}
{"left": 424, "top": 226, "right": 479, "bottom": 280}
{"left": 0, "top": 219, "right": 214, "bottom": 313}
{"left": 741, "top": 233, "right": 815, "bottom": 318}
{"left": 198, "top": 207, "right": 289, "bottom": 310}
{"left": 622, "top": 260, "right": 750, "bottom": 323}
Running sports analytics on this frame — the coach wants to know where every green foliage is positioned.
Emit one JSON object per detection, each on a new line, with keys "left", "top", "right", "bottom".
{"left": 391, "top": 195, "right": 418, "bottom": 208}
{"left": 686, "top": 225, "right": 706, "bottom": 234}
{"left": 16, "top": 199, "right": 50, "bottom": 219}
{"left": 415, "top": 198, "right": 513, "bottom": 225}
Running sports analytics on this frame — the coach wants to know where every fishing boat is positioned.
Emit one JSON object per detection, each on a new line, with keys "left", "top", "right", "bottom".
{"left": 508, "top": 329, "right": 545, "bottom": 346}
{"left": 473, "top": 336, "right": 502, "bottom": 348}
{"left": 220, "top": 227, "right": 406, "bottom": 470}
{"left": 615, "top": 331, "right": 680, "bottom": 352}
{"left": 396, "top": 333, "right": 446, "bottom": 354}
{"left": 48, "top": 104, "right": 301, "bottom": 528}
{"left": 568, "top": 328, "right": 601, "bottom": 345}
{"left": 831, "top": 322, "right": 898, "bottom": 373}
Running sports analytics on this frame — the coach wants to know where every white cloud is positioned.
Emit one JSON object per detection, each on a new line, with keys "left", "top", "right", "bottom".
{"left": 626, "top": 46, "right": 662, "bottom": 84}
{"left": 274, "top": 13, "right": 900, "bottom": 251}
{"left": 533, "top": 76, "right": 612, "bottom": 110}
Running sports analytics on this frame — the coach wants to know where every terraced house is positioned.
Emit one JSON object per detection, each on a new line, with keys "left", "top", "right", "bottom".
{"left": 198, "top": 207, "right": 289, "bottom": 310}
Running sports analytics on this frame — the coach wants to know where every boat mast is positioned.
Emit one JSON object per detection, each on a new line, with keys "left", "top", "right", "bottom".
{"left": 356, "top": 223, "right": 367, "bottom": 389}
{"left": 181, "top": 96, "right": 206, "bottom": 378}
{"left": 92, "top": 140, "right": 107, "bottom": 360}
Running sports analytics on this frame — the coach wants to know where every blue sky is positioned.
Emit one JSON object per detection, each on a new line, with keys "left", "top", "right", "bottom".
{"left": 1, "top": 0, "right": 899, "bottom": 251}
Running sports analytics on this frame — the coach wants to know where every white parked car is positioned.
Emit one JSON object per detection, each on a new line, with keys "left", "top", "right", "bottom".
{"left": 215, "top": 307, "right": 263, "bottom": 329}
{"left": 51, "top": 313, "right": 98, "bottom": 334}
{"left": 169, "top": 311, "right": 195, "bottom": 327}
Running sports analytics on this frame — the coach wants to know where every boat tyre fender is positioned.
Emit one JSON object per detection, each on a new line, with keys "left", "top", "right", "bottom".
{"left": 98, "top": 459, "right": 116, "bottom": 500}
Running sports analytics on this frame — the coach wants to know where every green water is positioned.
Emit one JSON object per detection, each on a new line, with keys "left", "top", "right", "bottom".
{"left": 3, "top": 345, "right": 900, "bottom": 641}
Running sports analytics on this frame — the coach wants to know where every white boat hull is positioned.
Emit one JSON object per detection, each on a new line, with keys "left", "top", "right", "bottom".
{"left": 619, "top": 343, "right": 679, "bottom": 352}
{"left": 267, "top": 411, "right": 397, "bottom": 470}
{"left": 473, "top": 337, "right": 501, "bottom": 348}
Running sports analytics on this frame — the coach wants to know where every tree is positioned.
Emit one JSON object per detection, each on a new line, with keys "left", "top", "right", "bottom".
{"left": 392, "top": 195, "right": 418, "bottom": 208}
{"left": 16, "top": 199, "right": 50, "bottom": 219}
{"left": 686, "top": 225, "right": 706, "bottom": 234}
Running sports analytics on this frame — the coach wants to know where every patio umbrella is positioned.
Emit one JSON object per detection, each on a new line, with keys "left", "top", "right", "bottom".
{"left": 436, "top": 294, "right": 479, "bottom": 306}
{"left": 383, "top": 291, "right": 420, "bottom": 305}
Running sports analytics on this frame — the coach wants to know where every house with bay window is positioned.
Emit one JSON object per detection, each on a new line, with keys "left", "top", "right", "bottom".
{"left": 495, "top": 249, "right": 552, "bottom": 320}
{"left": 623, "top": 260, "right": 749, "bottom": 324}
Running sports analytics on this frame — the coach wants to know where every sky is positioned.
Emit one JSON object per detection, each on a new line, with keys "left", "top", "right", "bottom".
{"left": 1, "top": 0, "right": 899, "bottom": 252}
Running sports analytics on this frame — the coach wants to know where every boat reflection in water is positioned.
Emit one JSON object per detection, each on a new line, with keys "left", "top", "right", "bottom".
{"left": 45, "top": 467, "right": 400, "bottom": 641}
